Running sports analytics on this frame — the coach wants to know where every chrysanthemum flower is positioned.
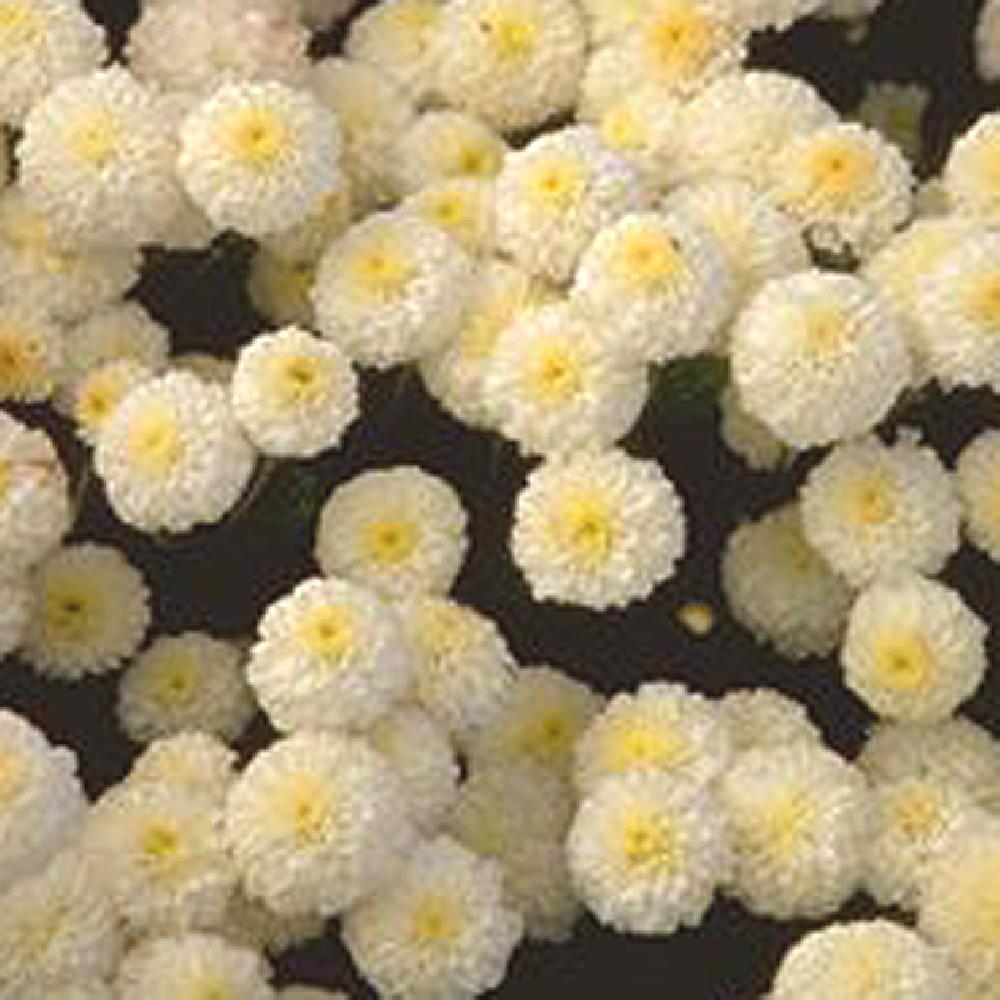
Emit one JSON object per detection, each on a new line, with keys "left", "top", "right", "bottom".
{"left": 567, "top": 773, "right": 729, "bottom": 935}
{"left": 719, "top": 743, "right": 869, "bottom": 920}
{"left": 225, "top": 731, "right": 415, "bottom": 917}
{"left": 956, "top": 429, "right": 1000, "bottom": 563}
{"left": 95, "top": 372, "right": 256, "bottom": 534}
{"left": 0, "top": 300, "right": 63, "bottom": 403}
{"left": 976, "top": 0, "right": 1000, "bottom": 81}
{"left": 717, "top": 383, "right": 788, "bottom": 472}
{"left": 511, "top": 449, "right": 687, "bottom": 611}
{"left": 400, "top": 177, "right": 497, "bottom": 257}
{"left": 22, "top": 542, "right": 151, "bottom": 680}
{"left": 943, "top": 113, "right": 1000, "bottom": 223}
{"left": 127, "top": 732, "right": 238, "bottom": 808}
{"left": 856, "top": 81, "right": 929, "bottom": 163}
{"left": 841, "top": 573, "right": 988, "bottom": 722}
{"left": 718, "top": 688, "right": 823, "bottom": 755}
{"left": 263, "top": 186, "right": 353, "bottom": 267}
{"left": 730, "top": 271, "right": 911, "bottom": 449}
{"left": 178, "top": 81, "right": 342, "bottom": 238}
{"left": 247, "top": 576, "right": 412, "bottom": 734}
{"left": 343, "top": 835, "right": 523, "bottom": 1000}
{"left": 69, "top": 359, "right": 154, "bottom": 446}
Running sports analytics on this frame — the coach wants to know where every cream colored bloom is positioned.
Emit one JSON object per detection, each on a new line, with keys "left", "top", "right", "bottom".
{"left": 957, "top": 429, "right": 1000, "bottom": 562}
{"left": 943, "top": 113, "right": 1000, "bottom": 224}
{"left": 0, "top": 300, "right": 63, "bottom": 403}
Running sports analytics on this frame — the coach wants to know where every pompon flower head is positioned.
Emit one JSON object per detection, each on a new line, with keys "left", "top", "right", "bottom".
{"left": 314, "top": 467, "right": 468, "bottom": 598}
{"left": 0, "top": 411, "right": 70, "bottom": 574}
{"left": 95, "top": 372, "right": 256, "bottom": 535}
{"left": 225, "top": 731, "right": 415, "bottom": 918}
{"left": 770, "top": 919, "right": 960, "bottom": 1000}
{"left": 493, "top": 126, "right": 649, "bottom": 285}
{"left": 465, "top": 665, "right": 605, "bottom": 780}
{"left": 799, "top": 433, "right": 961, "bottom": 589}
{"left": 231, "top": 327, "right": 359, "bottom": 460}
{"left": 70, "top": 359, "right": 156, "bottom": 446}
{"left": 399, "top": 596, "right": 517, "bottom": 738}
{"left": 718, "top": 743, "right": 870, "bottom": 920}
{"left": 0, "top": 576, "right": 29, "bottom": 658}
{"left": 957, "top": 430, "right": 1000, "bottom": 562}
{"left": 178, "top": 81, "right": 342, "bottom": 238}
{"left": 311, "top": 211, "right": 474, "bottom": 370}
{"left": 482, "top": 302, "right": 649, "bottom": 457}
{"left": 0, "top": 710, "right": 87, "bottom": 894}
{"left": 721, "top": 503, "right": 852, "bottom": 659}
{"left": 342, "top": 835, "right": 523, "bottom": 1000}
{"left": 730, "top": 271, "right": 911, "bottom": 449}
{"left": 127, "top": 732, "right": 239, "bottom": 809}
{"left": 718, "top": 689, "right": 823, "bottom": 755}
{"left": 435, "top": 0, "right": 587, "bottom": 134}
{"left": 118, "top": 632, "right": 256, "bottom": 745}
{"left": 511, "top": 449, "right": 686, "bottom": 611}
{"left": 0, "top": 300, "right": 63, "bottom": 403}
{"left": 574, "top": 681, "right": 730, "bottom": 795}
{"left": 450, "top": 761, "right": 581, "bottom": 941}
{"left": 976, "top": 0, "right": 1000, "bottom": 81}
{"left": 567, "top": 773, "right": 729, "bottom": 936}
{"left": 717, "top": 382, "right": 788, "bottom": 473}
{"left": 399, "top": 177, "right": 497, "bottom": 257}
{"left": 856, "top": 81, "right": 929, "bottom": 163}
{"left": 116, "top": 933, "right": 273, "bottom": 1000}
{"left": 18, "top": 67, "right": 183, "bottom": 247}
{"left": 943, "top": 113, "right": 1000, "bottom": 223}
{"left": 842, "top": 574, "right": 988, "bottom": 723}
{"left": 247, "top": 576, "right": 412, "bottom": 734}
{"left": 22, "top": 542, "right": 151, "bottom": 680}
{"left": 0, "top": 0, "right": 105, "bottom": 125}
{"left": 571, "top": 211, "right": 734, "bottom": 364}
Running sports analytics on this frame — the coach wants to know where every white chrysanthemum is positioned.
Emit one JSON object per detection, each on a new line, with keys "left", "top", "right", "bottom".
{"left": 118, "top": 632, "right": 255, "bottom": 745}
{"left": 771, "top": 919, "right": 960, "bottom": 1000}
{"left": 512, "top": 449, "right": 687, "bottom": 611}
{"left": 451, "top": 762, "right": 580, "bottom": 941}
{"left": 731, "top": 271, "right": 911, "bottom": 449}
{"left": 311, "top": 211, "right": 474, "bottom": 369}
{"left": 571, "top": 211, "right": 734, "bottom": 363}
{"left": 116, "top": 933, "right": 273, "bottom": 1000}
{"left": 247, "top": 249, "right": 317, "bottom": 329}
{"left": 719, "top": 688, "right": 823, "bottom": 755}
{"left": 0, "top": 710, "right": 87, "bottom": 894}
{"left": 494, "top": 126, "right": 650, "bottom": 284}
{"left": 577, "top": 0, "right": 655, "bottom": 42}
{"left": 0, "top": 0, "right": 105, "bottom": 125}
{"left": 717, "top": 383, "right": 788, "bottom": 473}
{"left": 856, "top": 82, "right": 929, "bottom": 163}
{"left": 314, "top": 467, "right": 468, "bottom": 598}
{"left": 22, "top": 543, "right": 151, "bottom": 680}
{"left": 399, "top": 178, "right": 497, "bottom": 257}
{"left": 399, "top": 596, "right": 517, "bottom": 739}
{"left": 721, "top": 503, "right": 852, "bottom": 659}
{"left": 178, "top": 81, "right": 342, "bottom": 238}
{"left": 567, "top": 773, "right": 728, "bottom": 935}
{"left": 957, "top": 430, "right": 1000, "bottom": 563}
{"left": 95, "top": 372, "right": 256, "bottom": 534}
{"left": 800, "top": 433, "right": 961, "bottom": 589}
{"left": 343, "top": 835, "right": 523, "bottom": 1000}
{"left": 83, "top": 781, "right": 236, "bottom": 937}
{"left": 0, "top": 300, "right": 63, "bottom": 403}
{"left": 0, "top": 852, "right": 121, "bottom": 996}
{"left": 248, "top": 576, "right": 412, "bottom": 735}
{"left": 483, "top": 302, "right": 649, "bottom": 457}
{"left": 19, "top": 67, "right": 183, "bottom": 246}
{"left": 263, "top": 187, "right": 353, "bottom": 267}
{"left": 976, "top": 0, "right": 1000, "bottom": 81}
{"left": 127, "top": 732, "right": 238, "bottom": 808}
{"left": 0, "top": 412, "right": 70, "bottom": 574}
{"left": 943, "top": 113, "right": 1000, "bottom": 224}
{"left": 719, "top": 743, "right": 870, "bottom": 920}
{"left": 0, "top": 575, "right": 29, "bottom": 658}
{"left": 218, "top": 888, "right": 324, "bottom": 957}
{"left": 68, "top": 360, "right": 153, "bottom": 448}
{"left": 225, "top": 731, "right": 415, "bottom": 918}
{"left": 842, "top": 574, "right": 988, "bottom": 723}
{"left": 465, "top": 665, "right": 604, "bottom": 780}
{"left": 369, "top": 706, "right": 459, "bottom": 833}
{"left": 679, "top": 70, "right": 837, "bottom": 186}
{"left": 393, "top": 110, "right": 507, "bottom": 196}
{"left": 435, "top": 0, "right": 587, "bottom": 133}
{"left": 575, "top": 681, "right": 729, "bottom": 796}
{"left": 231, "top": 327, "right": 358, "bottom": 460}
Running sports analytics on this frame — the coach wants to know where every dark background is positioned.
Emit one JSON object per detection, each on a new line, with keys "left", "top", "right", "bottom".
{"left": 3, "top": 0, "right": 1000, "bottom": 995}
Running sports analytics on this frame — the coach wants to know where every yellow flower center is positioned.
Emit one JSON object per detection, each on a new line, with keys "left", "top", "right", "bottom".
{"left": 757, "top": 789, "right": 814, "bottom": 861}
{"left": 553, "top": 491, "right": 617, "bottom": 566}
{"left": 188, "top": 977, "right": 233, "bottom": 1000}
{"left": 801, "top": 304, "right": 850, "bottom": 355}
{"left": 620, "top": 810, "right": 679, "bottom": 874}
{"left": 892, "top": 786, "right": 943, "bottom": 840}
{"left": 139, "top": 820, "right": 183, "bottom": 877}
{"left": 349, "top": 242, "right": 416, "bottom": 298}
{"left": 154, "top": 659, "right": 200, "bottom": 708}
{"left": 411, "top": 896, "right": 460, "bottom": 943}
{"left": 0, "top": 2, "right": 42, "bottom": 45}
{"left": 644, "top": 3, "right": 714, "bottom": 78}
{"left": 527, "top": 341, "right": 584, "bottom": 402}
{"left": 75, "top": 367, "right": 133, "bottom": 435}
{"left": 606, "top": 720, "right": 686, "bottom": 773}
{"left": 803, "top": 141, "right": 876, "bottom": 206}
{"left": 517, "top": 710, "right": 572, "bottom": 760}
{"left": 223, "top": 107, "right": 288, "bottom": 168}
{"left": 846, "top": 474, "right": 896, "bottom": 526}
{"left": 43, "top": 584, "right": 97, "bottom": 645}
{"left": 601, "top": 106, "right": 646, "bottom": 152}
{"left": 273, "top": 772, "right": 337, "bottom": 845}
{"left": 296, "top": 604, "right": 357, "bottom": 663}
{"left": 126, "top": 405, "right": 184, "bottom": 476}
{"left": 614, "top": 229, "right": 683, "bottom": 285}
{"left": 456, "top": 142, "right": 500, "bottom": 177}
{"left": 872, "top": 631, "right": 933, "bottom": 691}
{"left": 524, "top": 157, "right": 585, "bottom": 211}
{"left": 68, "top": 112, "right": 120, "bottom": 168}
{"left": 479, "top": 9, "right": 538, "bottom": 61}
{"left": 964, "top": 272, "right": 1000, "bottom": 329}
{"left": 267, "top": 353, "right": 328, "bottom": 407}
{"left": 0, "top": 328, "right": 45, "bottom": 396}
{"left": 363, "top": 518, "right": 419, "bottom": 567}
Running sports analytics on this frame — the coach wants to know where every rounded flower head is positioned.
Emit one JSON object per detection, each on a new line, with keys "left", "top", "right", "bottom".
{"left": 22, "top": 542, "right": 151, "bottom": 680}
{"left": 494, "top": 126, "right": 650, "bottom": 284}
{"left": 311, "top": 211, "right": 474, "bottom": 369}
{"left": 976, "top": 0, "right": 1000, "bottom": 81}
{"left": 95, "top": 372, "right": 257, "bottom": 535}
{"left": 225, "top": 731, "right": 415, "bottom": 917}
{"left": 0, "top": 300, "right": 63, "bottom": 403}
{"left": 482, "top": 302, "right": 649, "bottom": 458}
{"left": 575, "top": 681, "right": 730, "bottom": 795}
{"left": 231, "top": 327, "right": 358, "bottom": 460}
{"left": 719, "top": 743, "right": 870, "bottom": 920}
{"left": 70, "top": 359, "right": 155, "bottom": 446}
{"left": 179, "top": 81, "right": 342, "bottom": 238}
{"left": 719, "top": 688, "right": 823, "bottom": 755}
{"left": 771, "top": 920, "right": 960, "bottom": 1000}
{"left": 512, "top": 449, "right": 687, "bottom": 611}
{"left": 567, "top": 773, "right": 729, "bottom": 935}
{"left": 399, "top": 177, "right": 497, "bottom": 257}
{"left": 957, "top": 429, "right": 1000, "bottom": 562}
{"left": 343, "top": 836, "right": 523, "bottom": 1000}
{"left": 731, "top": 271, "right": 911, "bottom": 449}
{"left": 247, "top": 576, "right": 412, "bottom": 734}
{"left": 0, "top": 576, "right": 29, "bottom": 658}
{"left": 841, "top": 573, "right": 988, "bottom": 723}
{"left": 944, "top": 114, "right": 1000, "bottom": 224}
{"left": 127, "top": 732, "right": 238, "bottom": 809}
{"left": 435, "top": 0, "right": 587, "bottom": 134}
{"left": 314, "top": 467, "right": 468, "bottom": 598}
{"left": 19, "top": 67, "right": 183, "bottom": 246}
